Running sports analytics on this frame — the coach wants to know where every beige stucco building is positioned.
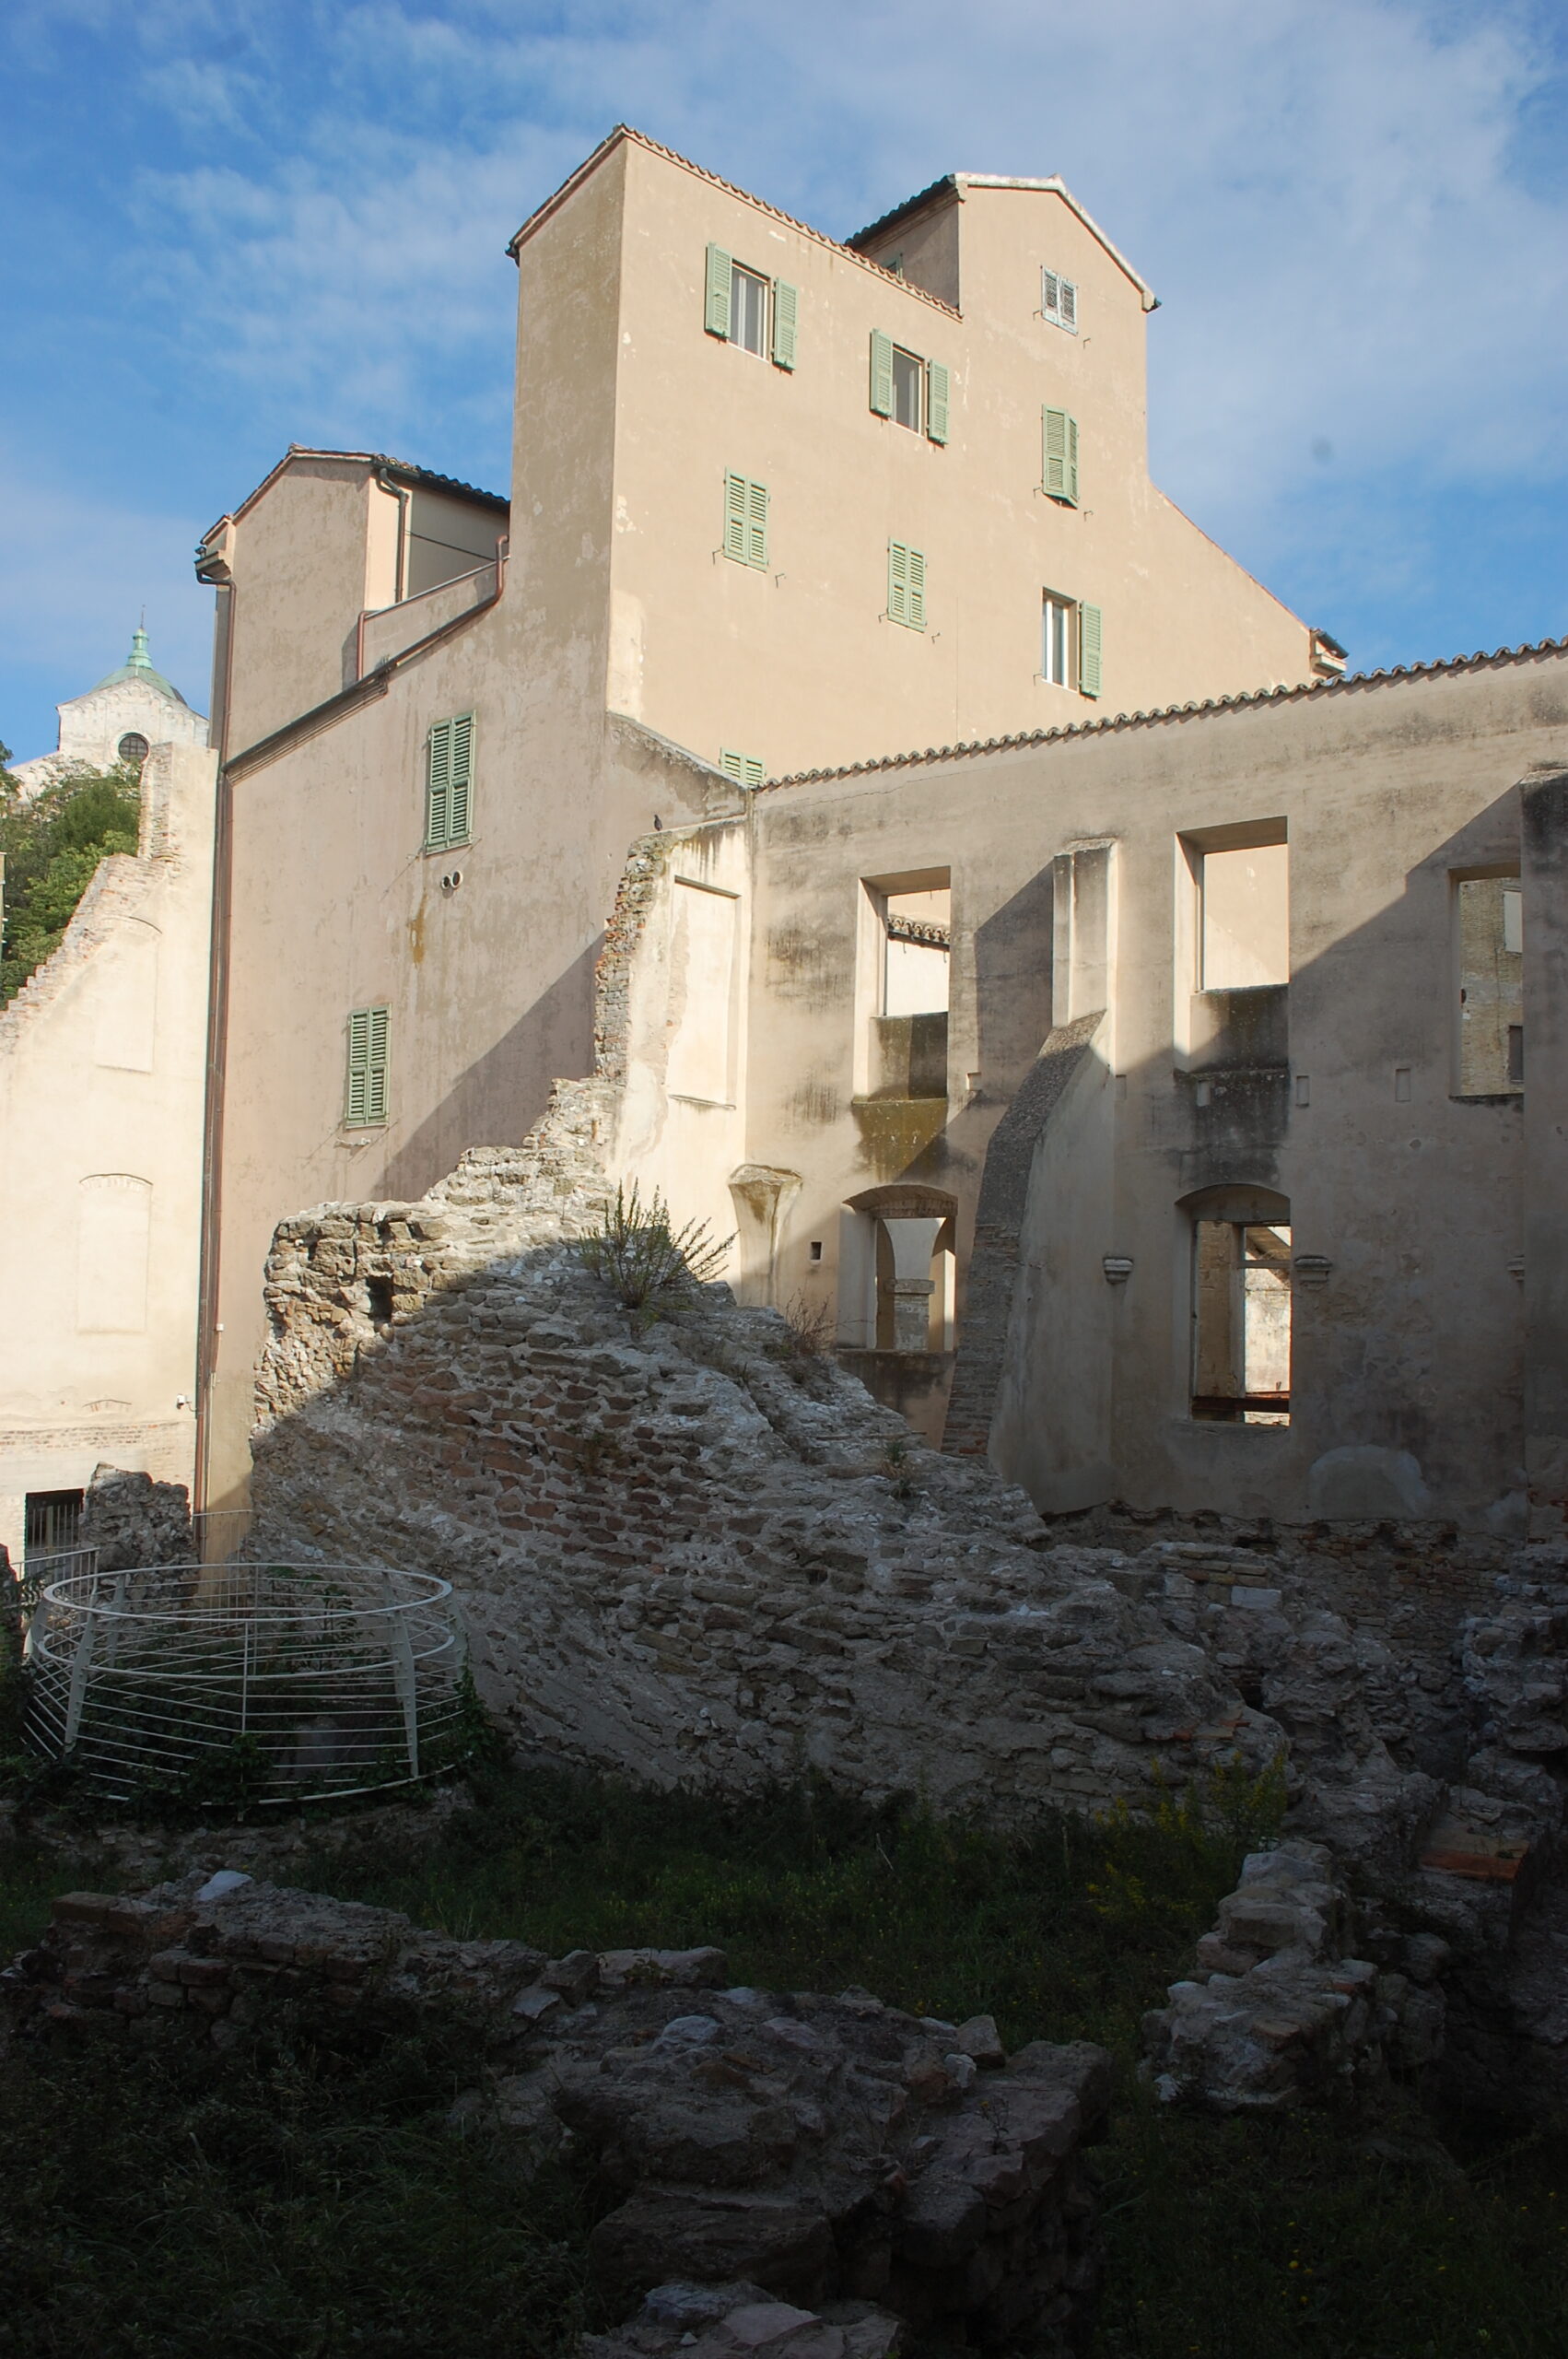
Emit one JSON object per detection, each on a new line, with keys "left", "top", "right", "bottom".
{"left": 194, "top": 126, "right": 1339, "bottom": 1510}
{"left": 0, "top": 737, "right": 216, "bottom": 1577}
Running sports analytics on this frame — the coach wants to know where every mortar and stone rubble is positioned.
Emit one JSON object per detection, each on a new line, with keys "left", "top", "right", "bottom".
{"left": 7, "top": 1077, "right": 1568, "bottom": 2341}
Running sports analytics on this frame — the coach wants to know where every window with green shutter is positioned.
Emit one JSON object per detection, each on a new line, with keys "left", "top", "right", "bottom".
{"left": 771, "top": 280, "right": 798, "bottom": 369}
{"left": 887, "top": 539, "right": 927, "bottom": 631}
{"left": 705, "top": 244, "right": 799, "bottom": 369}
{"left": 705, "top": 242, "right": 732, "bottom": 338}
{"left": 345, "top": 1005, "right": 389, "bottom": 1128}
{"left": 927, "top": 360, "right": 950, "bottom": 444}
{"left": 1042, "top": 408, "right": 1080, "bottom": 504}
{"left": 872, "top": 331, "right": 950, "bottom": 444}
{"left": 723, "top": 472, "right": 769, "bottom": 569}
{"left": 1041, "top": 268, "right": 1079, "bottom": 333}
{"left": 1078, "top": 603, "right": 1103, "bottom": 698}
{"left": 870, "top": 330, "right": 895, "bottom": 417}
{"left": 720, "top": 747, "right": 766, "bottom": 788}
{"left": 424, "top": 713, "right": 473, "bottom": 851}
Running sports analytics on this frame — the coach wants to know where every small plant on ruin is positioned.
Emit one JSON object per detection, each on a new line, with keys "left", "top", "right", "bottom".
{"left": 879, "top": 1433, "right": 919, "bottom": 1500}
{"left": 774, "top": 1290, "right": 835, "bottom": 1363}
{"left": 574, "top": 1181, "right": 731, "bottom": 1329}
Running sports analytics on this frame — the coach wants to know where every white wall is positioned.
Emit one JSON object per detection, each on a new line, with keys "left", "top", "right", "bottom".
{"left": 0, "top": 741, "right": 216, "bottom": 1567}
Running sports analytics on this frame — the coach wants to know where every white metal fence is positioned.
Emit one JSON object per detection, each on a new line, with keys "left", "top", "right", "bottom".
{"left": 24, "top": 1562, "right": 467, "bottom": 1805}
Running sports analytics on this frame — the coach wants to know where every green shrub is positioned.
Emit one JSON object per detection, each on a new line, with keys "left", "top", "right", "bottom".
{"left": 0, "top": 757, "right": 141, "bottom": 1003}
{"left": 574, "top": 1181, "right": 731, "bottom": 1328}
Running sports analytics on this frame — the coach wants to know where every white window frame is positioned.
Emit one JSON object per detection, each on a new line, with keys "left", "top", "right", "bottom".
{"left": 1041, "top": 267, "right": 1079, "bottom": 334}
{"left": 730, "top": 262, "right": 769, "bottom": 357}
{"left": 891, "top": 345, "right": 924, "bottom": 433}
{"left": 1041, "top": 592, "right": 1074, "bottom": 687}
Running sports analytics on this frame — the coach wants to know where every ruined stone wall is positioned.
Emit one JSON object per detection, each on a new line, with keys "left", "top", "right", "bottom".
{"left": 254, "top": 1225, "right": 1279, "bottom": 1818}
{"left": 5, "top": 1873, "right": 1111, "bottom": 2353}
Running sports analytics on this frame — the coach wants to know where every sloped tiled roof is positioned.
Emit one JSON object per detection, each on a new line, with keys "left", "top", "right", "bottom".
{"left": 763, "top": 636, "right": 1568, "bottom": 791}
{"left": 507, "top": 124, "right": 958, "bottom": 317}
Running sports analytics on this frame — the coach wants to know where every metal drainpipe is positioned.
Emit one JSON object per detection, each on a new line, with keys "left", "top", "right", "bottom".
{"left": 192, "top": 555, "right": 237, "bottom": 1520}
{"left": 376, "top": 469, "right": 411, "bottom": 606}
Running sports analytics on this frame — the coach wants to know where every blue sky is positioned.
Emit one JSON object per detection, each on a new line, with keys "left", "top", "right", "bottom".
{"left": 3, "top": 0, "right": 1565, "bottom": 759}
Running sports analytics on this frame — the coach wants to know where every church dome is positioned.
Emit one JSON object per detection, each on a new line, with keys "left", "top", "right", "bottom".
{"left": 89, "top": 626, "right": 190, "bottom": 707}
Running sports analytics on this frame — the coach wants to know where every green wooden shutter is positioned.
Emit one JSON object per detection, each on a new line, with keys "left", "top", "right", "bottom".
{"left": 926, "top": 360, "right": 950, "bottom": 444}
{"left": 1043, "top": 407, "right": 1080, "bottom": 504}
{"left": 705, "top": 242, "right": 731, "bottom": 338}
{"left": 345, "top": 1009, "right": 370, "bottom": 1125}
{"left": 870, "top": 330, "right": 894, "bottom": 417}
{"left": 720, "top": 748, "right": 766, "bottom": 787}
{"left": 724, "top": 471, "right": 749, "bottom": 561}
{"left": 887, "top": 539, "right": 908, "bottom": 625}
{"left": 447, "top": 712, "right": 473, "bottom": 843}
{"left": 1078, "top": 603, "right": 1103, "bottom": 698}
{"left": 771, "top": 279, "right": 798, "bottom": 369}
{"left": 365, "top": 1006, "right": 389, "bottom": 1123}
{"left": 907, "top": 545, "right": 927, "bottom": 631}
{"left": 746, "top": 478, "right": 769, "bottom": 569}
{"left": 425, "top": 720, "right": 451, "bottom": 849}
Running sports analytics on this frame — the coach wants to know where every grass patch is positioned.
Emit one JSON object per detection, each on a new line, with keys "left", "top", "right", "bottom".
{"left": 0, "top": 2003, "right": 596, "bottom": 2358}
{"left": 0, "top": 1762, "right": 1564, "bottom": 2355}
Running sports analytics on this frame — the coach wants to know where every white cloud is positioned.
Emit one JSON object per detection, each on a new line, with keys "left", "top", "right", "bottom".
{"left": 111, "top": 4, "right": 1567, "bottom": 529}
{"left": 12, "top": 0, "right": 1562, "bottom": 670}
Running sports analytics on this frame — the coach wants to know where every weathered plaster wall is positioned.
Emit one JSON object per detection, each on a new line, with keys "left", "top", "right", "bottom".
{"left": 726, "top": 646, "right": 1568, "bottom": 1531}
{"left": 0, "top": 743, "right": 216, "bottom": 1565}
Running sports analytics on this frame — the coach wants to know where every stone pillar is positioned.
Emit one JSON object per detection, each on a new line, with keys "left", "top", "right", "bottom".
{"left": 726, "top": 1164, "right": 801, "bottom": 1307}
{"left": 881, "top": 1216, "right": 943, "bottom": 1353}
{"left": 1521, "top": 769, "right": 1568, "bottom": 1539}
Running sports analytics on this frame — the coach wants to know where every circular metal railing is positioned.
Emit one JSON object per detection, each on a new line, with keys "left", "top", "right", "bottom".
{"left": 24, "top": 1562, "right": 467, "bottom": 1805}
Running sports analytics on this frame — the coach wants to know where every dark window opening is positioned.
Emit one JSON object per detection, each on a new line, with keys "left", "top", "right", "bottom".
{"left": 809, "top": 1240, "right": 824, "bottom": 1262}
{"left": 25, "top": 1488, "right": 84, "bottom": 1569}
{"left": 366, "top": 1278, "right": 395, "bottom": 1328}
{"left": 1191, "top": 1221, "right": 1292, "bottom": 1425}
{"left": 116, "top": 732, "right": 149, "bottom": 768}
{"left": 1456, "top": 875, "right": 1523, "bottom": 1095}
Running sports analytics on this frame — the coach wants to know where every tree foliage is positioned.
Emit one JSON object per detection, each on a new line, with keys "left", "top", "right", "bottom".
{"left": 0, "top": 749, "right": 141, "bottom": 1005}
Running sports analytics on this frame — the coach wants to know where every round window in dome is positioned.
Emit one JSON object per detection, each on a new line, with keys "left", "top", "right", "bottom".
{"left": 117, "top": 733, "right": 149, "bottom": 767}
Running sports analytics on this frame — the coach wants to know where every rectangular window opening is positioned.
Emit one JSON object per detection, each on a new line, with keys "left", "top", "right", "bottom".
{"left": 883, "top": 884, "right": 951, "bottom": 1016}
{"left": 731, "top": 264, "right": 768, "bottom": 356}
{"left": 1456, "top": 875, "right": 1524, "bottom": 1096}
{"left": 1191, "top": 1222, "right": 1292, "bottom": 1425}
{"left": 860, "top": 870, "right": 951, "bottom": 1105}
{"left": 892, "top": 346, "right": 923, "bottom": 432}
{"left": 1198, "top": 839, "right": 1290, "bottom": 991}
{"left": 719, "top": 747, "right": 766, "bottom": 789}
{"left": 25, "top": 1488, "right": 85, "bottom": 1572}
{"left": 1042, "top": 592, "right": 1073, "bottom": 687}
